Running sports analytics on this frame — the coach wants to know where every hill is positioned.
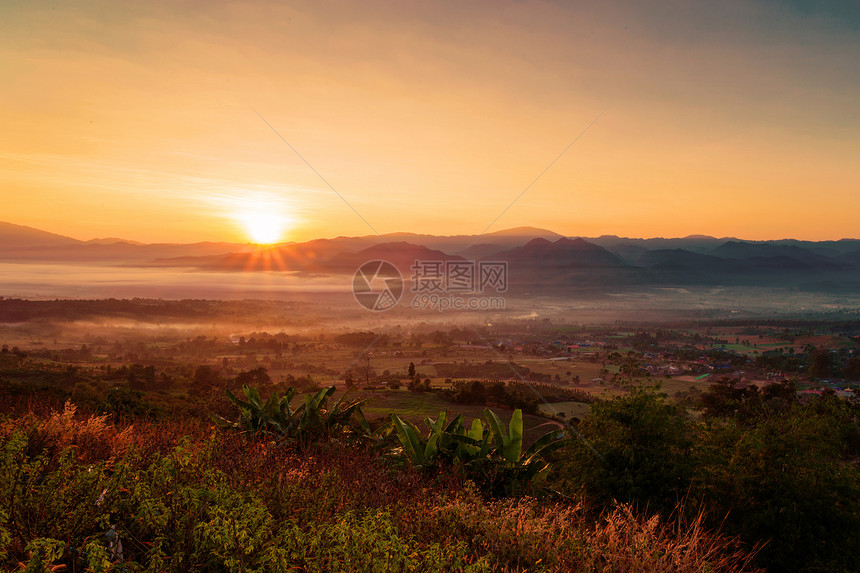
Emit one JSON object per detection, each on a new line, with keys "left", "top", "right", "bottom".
{"left": 2, "top": 221, "right": 860, "bottom": 295}
{"left": 0, "top": 221, "right": 82, "bottom": 250}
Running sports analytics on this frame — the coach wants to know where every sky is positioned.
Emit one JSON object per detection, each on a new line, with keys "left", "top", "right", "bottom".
{"left": 1, "top": 0, "right": 859, "bottom": 244}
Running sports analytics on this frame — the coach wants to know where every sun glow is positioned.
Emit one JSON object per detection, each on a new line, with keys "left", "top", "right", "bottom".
{"left": 239, "top": 211, "right": 288, "bottom": 244}
{"left": 213, "top": 189, "right": 298, "bottom": 245}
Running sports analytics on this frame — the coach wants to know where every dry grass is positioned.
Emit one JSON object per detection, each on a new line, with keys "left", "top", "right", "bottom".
{"left": 39, "top": 402, "right": 129, "bottom": 450}
{"left": 584, "top": 504, "right": 761, "bottom": 573}
{"left": 402, "top": 485, "right": 761, "bottom": 572}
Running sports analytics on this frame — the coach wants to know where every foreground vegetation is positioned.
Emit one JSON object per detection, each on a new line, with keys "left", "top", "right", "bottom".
{"left": 557, "top": 383, "right": 860, "bottom": 572}
{"left": 0, "top": 398, "right": 762, "bottom": 572}
{"left": 2, "top": 314, "right": 859, "bottom": 572}
{"left": 4, "top": 378, "right": 859, "bottom": 572}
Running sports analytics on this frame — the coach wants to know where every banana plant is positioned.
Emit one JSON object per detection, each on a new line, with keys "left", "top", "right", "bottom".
{"left": 391, "top": 412, "right": 445, "bottom": 466}
{"left": 390, "top": 408, "right": 564, "bottom": 496}
{"left": 390, "top": 411, "right": 476, "bottom": 466}
{"left": 325, "top": 387, "right": 370, "bottom": 430}
{"left": 296, "top": 386, "right": 369, "bottom": 442}
{"left": 217, "top": 385, "right": 369, "bottom": 444}
{"left": 297, "top": 386, "right": 331, "bottom": 433}
{"left": 485, "top": 408, "right": 524, "bottom": 464}
{"left": 443, "top": 416, "right": 491, "bottom": 463}
{"left": 217, "top": 385, "right": 299, "bottom": 436}
{"left": 483, "top": 408, "right": 565, "bottom": 493}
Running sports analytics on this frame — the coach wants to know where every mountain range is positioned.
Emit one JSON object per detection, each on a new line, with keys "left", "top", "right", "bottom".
{"left": 2, "top": 221, "right": 860, "bottom": 294}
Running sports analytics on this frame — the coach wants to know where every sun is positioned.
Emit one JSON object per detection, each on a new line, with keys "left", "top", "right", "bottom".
{"left": 239, "top": 211, "right": 287, "bottom": 244}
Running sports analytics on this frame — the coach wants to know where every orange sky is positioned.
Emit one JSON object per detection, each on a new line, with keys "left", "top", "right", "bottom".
{"left": 2, "top": 0, "right": 859, "bottom": 243}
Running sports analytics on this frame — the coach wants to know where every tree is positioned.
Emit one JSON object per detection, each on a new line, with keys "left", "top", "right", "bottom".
{"left": 693, "top": 398, "right": 860, "bottom": 571}
{"left": 808, "top": 347, "right": 832, "bottom": 378}
{"left": 556, "top": 386, "right": 693, "bottom": 513}
{"left": 101, "top": 387, "right": 157, "bottom": 421}
{"left": 700, "top": 377, "right": 763, "bottom": 421}
{"left": 845, "top": 356, "right": 860, "bottom": 380}
{"left": 408, "top": 362, "right": 416, "bottom": 378}
{"left": 190, "top": 365, "right": 222, "bottom": 396}
{"left": 234, "top": 367, "right": 271, "bottom": 388}
{"left": 344, "top": 370, "right": 357, "bottom": 388}
{"left": 407, "top": 376, "right": 431, "bottom": 393}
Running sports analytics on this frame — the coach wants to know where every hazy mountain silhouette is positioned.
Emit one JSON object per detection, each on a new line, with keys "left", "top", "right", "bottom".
{"left": 495, "top": 237, "right": 623, "bottom": 268}
{"left": 356, "top": 226, "right": 563, "bottom": 254}
{"left": 325, "top": 242, "right": 465, "bottom": 274}
{"left": 1, "top": 241, "right": 261, "bottom": 263}
{"left": 488, "top": 237, "right": 643, "bottom": 293}
{"left": 0, "top": 222, "right": 83, "bottom": 249}
{"left": 712, "top": 241, "right": 846, "bottom": 270}
{"left": 843, "top": 250, "right": 860, "bottom": 265}
{"left": 85, "top": 237, "right": 146, "bottom": 246}
{"left": 457, "top": 243, "right": 510, "bottom": 259}
{"left": 589, "top": 234, "right": 734, "bottom": 254}
{"left": 640, "top": 249, "right": 747, "bottom": 274}
{"left": 2, "top": 221, "right": 859, "bottom": 294}
{"left": 768, "top": 238, "right": 860, "bottom": 256}
{"left": 164, "top": 241, "right": 464, "bottom": 274}
{"left": 182, "top": 238, "right": 368, "bottom": 272}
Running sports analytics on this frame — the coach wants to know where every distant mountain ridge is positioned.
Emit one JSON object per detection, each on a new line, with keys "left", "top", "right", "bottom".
{"left": 497, "top": 237, "right": 623, "bottom": 268}
{"left": 2, "top": 221, "right": 859, "bottom": 294}
{"left": 0, "top": 221, "right": 82, "bottom": 248}
{"left": 0, "top": 222, "right": 262, "bottom": 262}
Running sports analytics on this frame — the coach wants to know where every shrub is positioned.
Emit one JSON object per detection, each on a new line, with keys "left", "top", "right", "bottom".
{"left": 693, "top": 398, "right": 860, "bottom": 571}
{"left": 555, "top": 386, "right": 694, "bottom": 513}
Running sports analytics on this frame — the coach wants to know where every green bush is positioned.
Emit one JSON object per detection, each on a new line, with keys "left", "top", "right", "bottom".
{"left": 555, "top": 386, "right": 694, "bottom": 513}
{"left": 693, "top": 398, "right": 860, "bottom": 572}
{"left": 554, "top": 386, "right": 860, "bottom": 572}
